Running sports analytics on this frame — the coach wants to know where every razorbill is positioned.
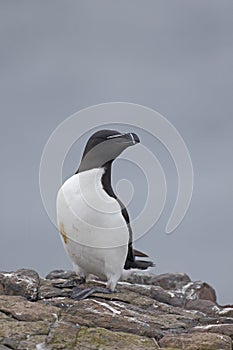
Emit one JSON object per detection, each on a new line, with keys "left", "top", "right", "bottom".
{"left": 56, "top": 129, "right": 154, "bottom": 298}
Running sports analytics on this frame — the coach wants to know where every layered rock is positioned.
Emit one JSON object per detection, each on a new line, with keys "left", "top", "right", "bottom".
{"left": 0, "top": 269, "right": 232, "bottom": 349}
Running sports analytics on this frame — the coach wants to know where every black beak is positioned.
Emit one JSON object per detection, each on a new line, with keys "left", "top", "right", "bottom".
{"left": 125, "top": 132, "right": 140, "bottom": 144}
{"left": 107, "top": 132, "right": 140, "bottom": 145}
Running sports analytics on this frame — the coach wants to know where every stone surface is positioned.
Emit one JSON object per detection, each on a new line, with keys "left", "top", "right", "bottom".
{"left": 150, "top": 285, "right": 185, "bottom": 307}
{"left": 0, "top": 269, "right": 40, "bottom": 301}
{"left": 192, "top": 324, "right": 233, "bottom": 339}
{"left": 159, "top": 332, "right": 232, "bottom": 350}
{"left": 60, "top": 297, "right": 193, "bottom": 338}
{"left": 183, "top": 281, "right": 217, "bottom": 303}
{"left": 185, "top": 299, "right": 221, "bottom": 316}
{"left": 0, "top": 320, "right": 49, "bottom": 349}
{"left": 219, "top": 307, "right": 233, "bottom": 318}
{"left": 0, "top": 345, "right": 16, "bottom": 350}
{"left": 45, "top": 269, "right": 77, "bottom": 280}
{"left": 0, "top": 295, "right": 59, "bottom": 322}
{"left": 0, "top": 269, "right": 232, "bottom": 349}
{"left": 38, "top": 279, "right": 72, "bottom": 299}
{"left": 124, "top": 272, "right": 191, "bottom": 289}
{"left": 46, "top": 325, "right": 158, "bottom": 350}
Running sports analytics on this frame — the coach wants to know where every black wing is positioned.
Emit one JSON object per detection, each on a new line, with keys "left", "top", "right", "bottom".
{"left": 117, "top": 200, "right": 154, "bottom": 270}
{"left": 100, "top": 169, "right": 154, "bottom": 270}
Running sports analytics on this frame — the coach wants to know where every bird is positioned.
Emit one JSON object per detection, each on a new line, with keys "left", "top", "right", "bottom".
{"left": 56, "top": 129, "right": 154, "bottom": 299}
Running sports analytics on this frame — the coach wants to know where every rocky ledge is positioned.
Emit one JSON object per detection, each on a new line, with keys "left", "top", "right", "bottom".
{"left": 0, "top": 269, "right": 232, "bottom": 350}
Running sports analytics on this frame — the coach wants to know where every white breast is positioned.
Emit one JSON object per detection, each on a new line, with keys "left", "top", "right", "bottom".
{"left": 56, "top": 168, "right": 129, "bottom": 280}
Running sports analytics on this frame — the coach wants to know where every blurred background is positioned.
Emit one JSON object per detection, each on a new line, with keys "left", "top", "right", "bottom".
{"left": 1, "top": 1, "right": 232, "bottom": 304}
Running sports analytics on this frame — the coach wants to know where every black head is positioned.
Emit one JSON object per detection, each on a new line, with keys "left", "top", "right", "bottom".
{"left": 78, "top": 129, "right": 140, "bottom": 172}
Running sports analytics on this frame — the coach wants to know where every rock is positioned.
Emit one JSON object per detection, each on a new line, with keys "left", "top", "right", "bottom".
{"left": 150, "top": 285, "right": 185, "bottom": 307}
{"left": 42, "top": 297, "right": 76, "bottom": 310}
{"left": 183, "top": 281, "right": 217, "bottom": 303}
{"left": 159, "top": 332, "right": 232, "bottom": 350}
{"left": 0, "top": 345, "right": 17, "bottom": 350}
{"left": 124, "top": 272, "right": 191, "bottom": 289}
{"left": 118, "top": 282, "right": 185, "bottom": 307}
{"left": 0, "top": 269, "right": 40, "bottom": 301}
{"left": 185, "top": 299, "right": 221, "bottom": 315}
{"left": 15, "top": 335, "right": 47, "bottom": 350}
{"left": 46, "top": 320, "right": 81, "bottom": 349}
{"left": 0, "top": 269, "right": 232, "bottom": 349}
{"left": 0, "top": 295, "right": 59, "bottom": 322}
{"left": 75, "top": 327, "right": 158, "bottom": 350}
{"left": 0, "top": 319, "right": 50, "bottom": 349}
{"left": 45, "top": 270, "right": 77, "bottom": 280}
{"left": 61, "top": 298, "right": 163, "bottom": 338}
{"left": 38, "top": 279, "right": 72, "bottom": 299}
{"left": 59, "top": 293, "right": 200, "bottom": 339}
{"left": 121, "top": 272, "right": 156, "bottom": 285}
{"left": 192, "top": 324, "right": 233, "bottom": 339}
{"left": 46, "top": 325, "right": 158, "bottom": 350}
{"left": 198, "top": 316, "right": 233, "bottom": 326}
{"left": 151, "top": 272, "right": 192, "bottom": 290}
{"left": 219, "top": 307, "right": 233, "bottom": 318}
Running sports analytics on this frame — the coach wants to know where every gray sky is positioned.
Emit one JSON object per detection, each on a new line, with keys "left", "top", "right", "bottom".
{"left": 0, "top": 1, "right": 233, "bottom": 304}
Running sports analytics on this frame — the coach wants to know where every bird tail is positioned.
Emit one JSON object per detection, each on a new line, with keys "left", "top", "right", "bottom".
{"left": 127, "top": 260, "right": 155, "bottom": 270}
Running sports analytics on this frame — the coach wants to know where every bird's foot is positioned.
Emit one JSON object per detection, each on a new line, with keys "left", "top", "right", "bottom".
{"left": 71, "top": 286, "right": 115, "bottom": 300}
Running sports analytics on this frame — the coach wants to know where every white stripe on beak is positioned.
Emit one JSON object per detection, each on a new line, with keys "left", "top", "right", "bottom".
{"left": 106, "top": 134, "right": 123, "bottom": 139}
{"left": 129, "top": 133, "right": 136, "bottom": 144}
